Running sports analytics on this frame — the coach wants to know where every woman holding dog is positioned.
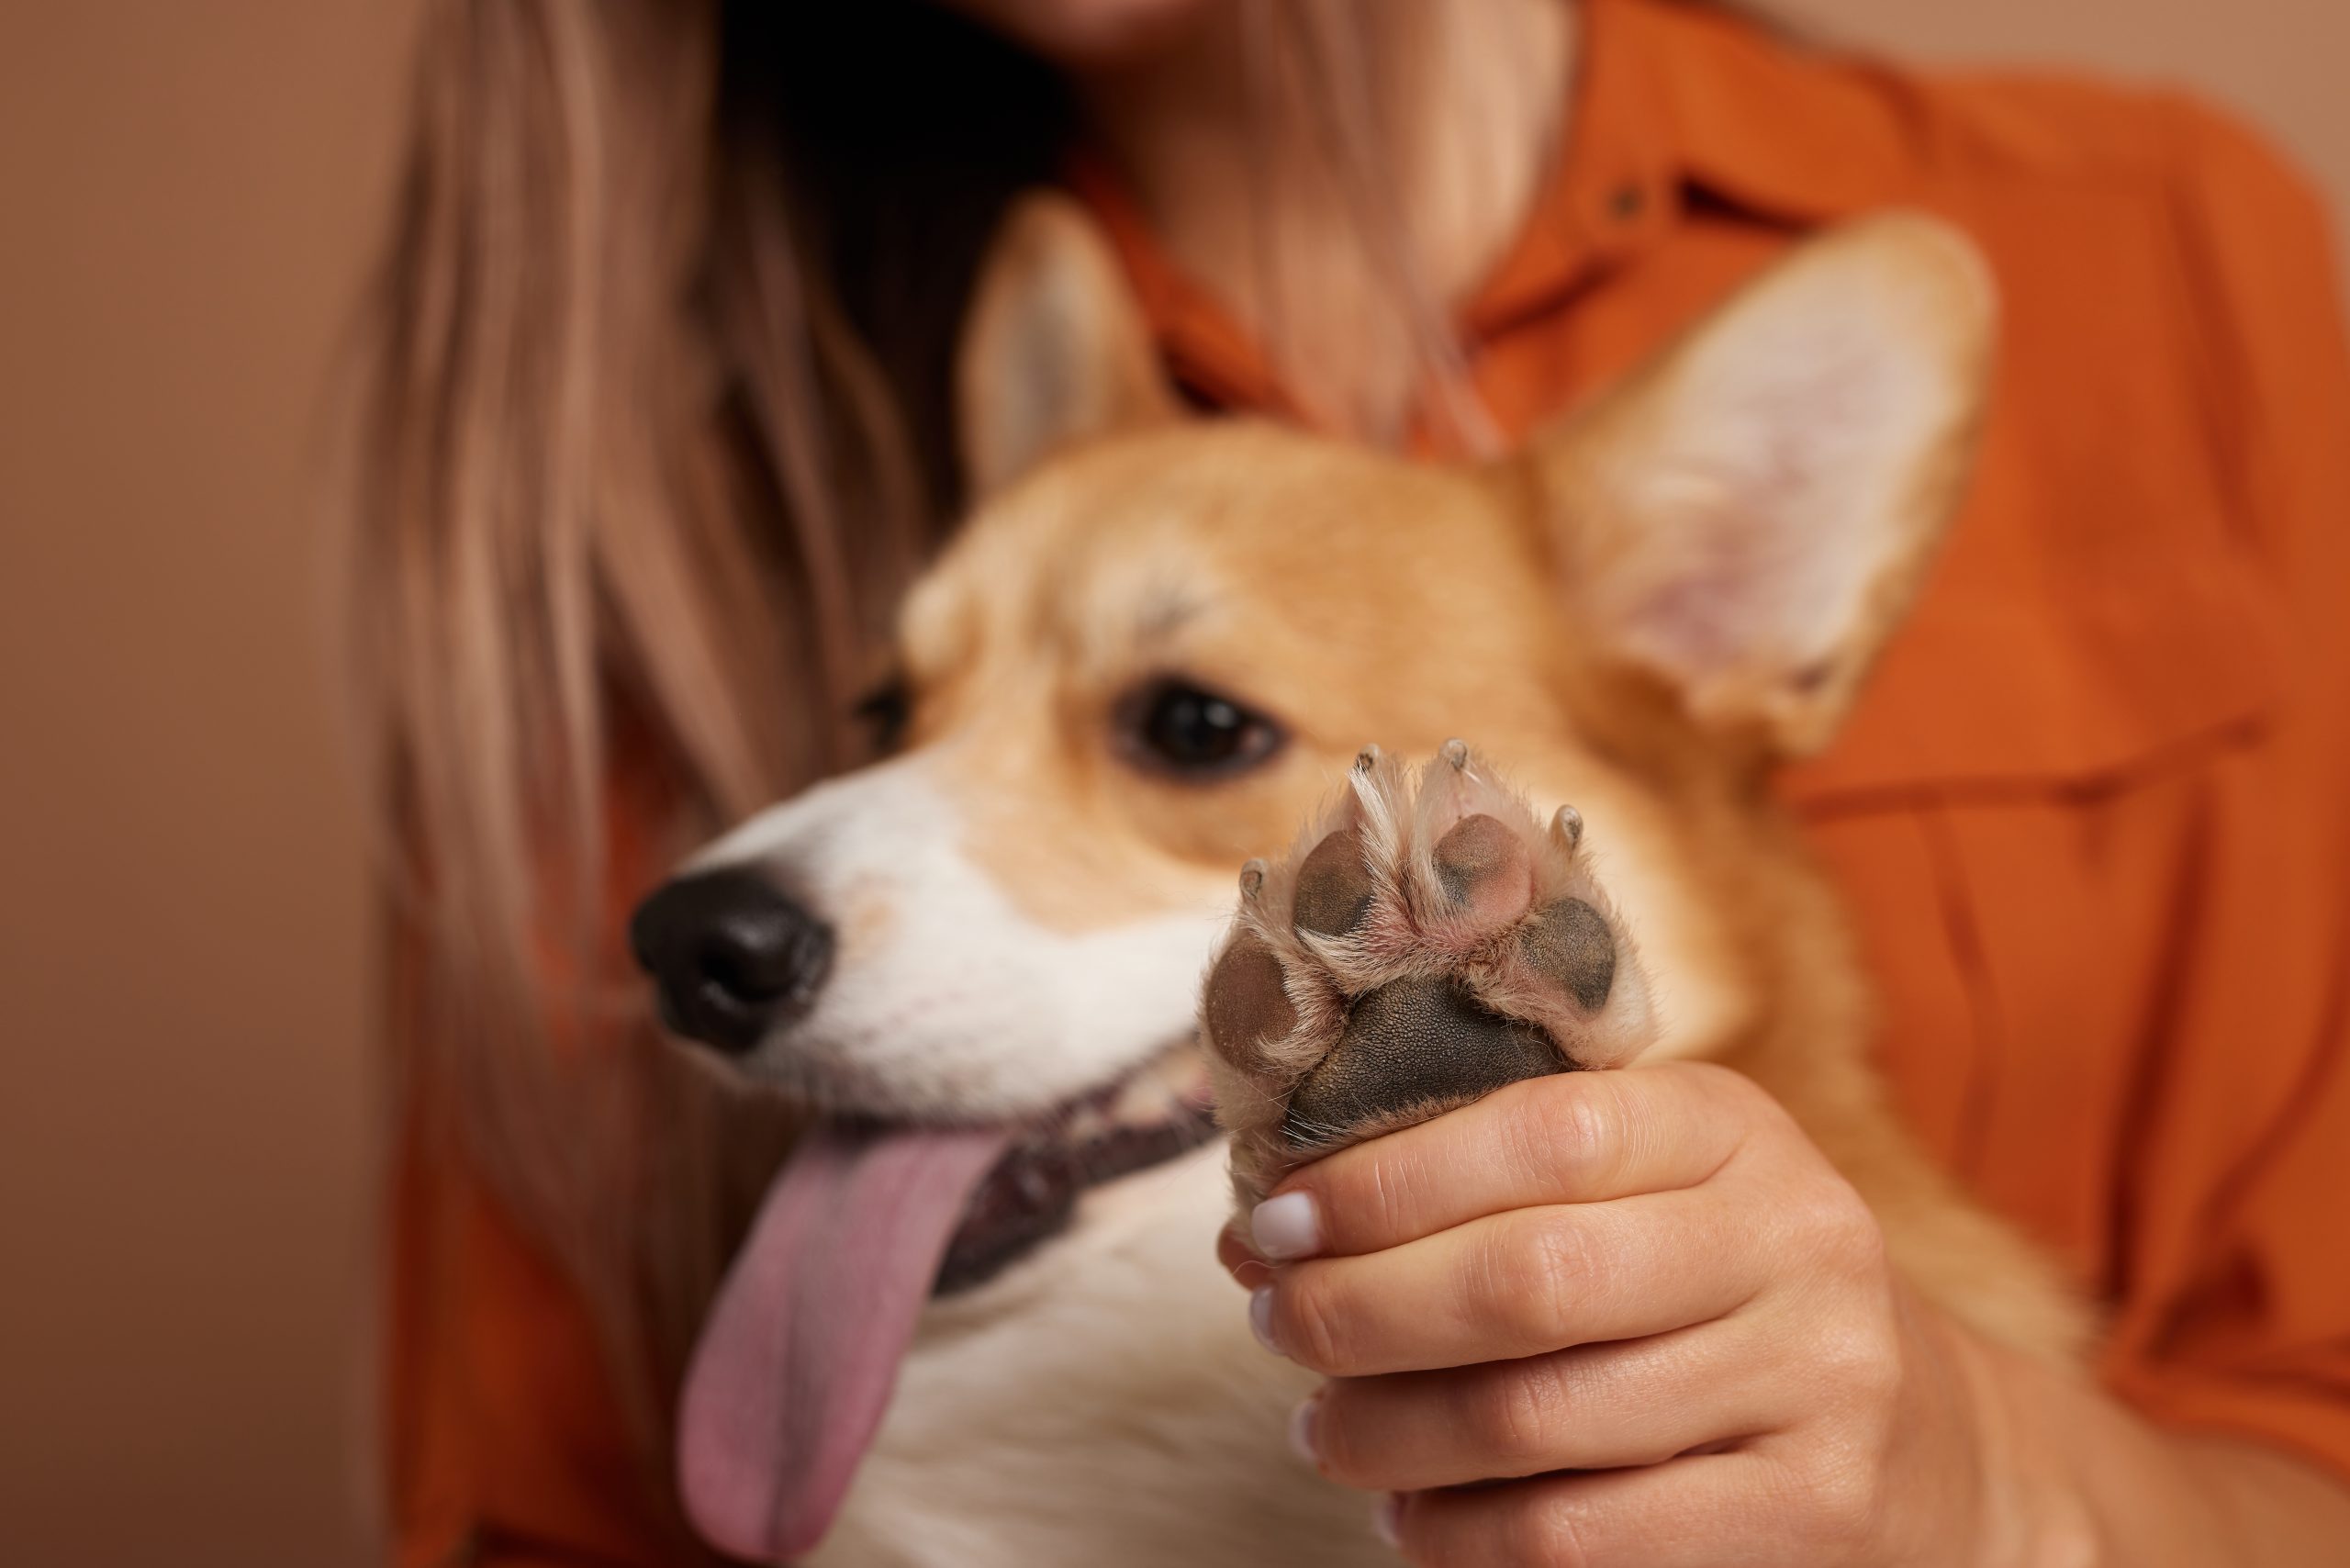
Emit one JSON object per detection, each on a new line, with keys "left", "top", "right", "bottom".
{"left": 362, "top": 0, "right": 2350, "bottom": 1562}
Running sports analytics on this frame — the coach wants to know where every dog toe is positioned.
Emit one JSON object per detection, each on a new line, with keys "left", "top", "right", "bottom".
{"left": 1431, "top": 812, "right": 1535, "bottom": 928}
{"left": 1292, "top": 824, "right": 1377, "bottom": 940}
{"left": 1515, "top": 897, "right": 1616, "bottom": 1013}
{"left": 1203, "top": 931, "right": 1298, "bottom": 1063}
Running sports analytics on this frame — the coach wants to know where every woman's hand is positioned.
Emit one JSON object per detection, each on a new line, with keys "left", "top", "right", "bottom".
{"left": 1221, "top": 1062, "right": 2026, "bottom": 1566}
{"left": 1224, "top": 1060, "right": 2350, "bottom": 1566}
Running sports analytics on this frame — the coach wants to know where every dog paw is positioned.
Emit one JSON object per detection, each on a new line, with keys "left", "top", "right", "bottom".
{"left": 1201, "top": 743, "right": 1657, "bottom": 1208}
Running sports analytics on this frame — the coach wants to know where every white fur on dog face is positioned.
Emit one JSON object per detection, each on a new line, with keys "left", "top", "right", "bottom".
{"left": 690, "top": 753, "right": 1235, "bottom": 1122}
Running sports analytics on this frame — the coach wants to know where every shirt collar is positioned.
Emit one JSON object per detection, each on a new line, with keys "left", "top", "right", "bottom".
{"left": 1468, "top": 0, "right": 1921, "bottom": 332}
{"left": 1639, "top": 0, "right": 1922, "bottom": 222}
{"left": 1069, "top": 0, "right": 1924, "bottom": 404}
{"left": 1062, "top": 151, "right": 1308, "bottom": 420}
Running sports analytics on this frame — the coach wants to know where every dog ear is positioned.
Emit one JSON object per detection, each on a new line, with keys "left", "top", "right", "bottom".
{"left": 956, "top": 193, "right": 1179, "bottom": 500}
{"left": 1535, "top": 213, "right": 1995, "bottom": 756}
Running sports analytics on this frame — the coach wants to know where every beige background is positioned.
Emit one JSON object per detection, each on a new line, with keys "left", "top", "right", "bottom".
{"left": 1, "top": 4, "right": 2343, "bottom": 1564}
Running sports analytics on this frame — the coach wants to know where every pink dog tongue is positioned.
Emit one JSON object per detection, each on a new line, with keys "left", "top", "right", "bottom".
{"left": 678, "top": 1122, "right": 1009, "bottom": 1562}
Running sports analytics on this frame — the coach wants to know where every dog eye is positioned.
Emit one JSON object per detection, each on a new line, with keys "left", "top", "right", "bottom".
{"left": 1120, "top": 680, "right": 1284, "bottom": 778}
{"left": 854, "top": 676, "right": 912, "bottom": 756}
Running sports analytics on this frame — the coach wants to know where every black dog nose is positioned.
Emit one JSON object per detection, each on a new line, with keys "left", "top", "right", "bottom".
{"left": 629, "top": 869, "right": 834, "bottom": 1055}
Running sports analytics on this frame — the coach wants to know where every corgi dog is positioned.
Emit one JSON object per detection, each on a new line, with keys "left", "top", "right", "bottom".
{"left": 628, "top": 194, "right": 2082, "bottom": 1568}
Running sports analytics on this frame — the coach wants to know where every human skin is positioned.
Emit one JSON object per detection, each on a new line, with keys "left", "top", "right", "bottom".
{"left": 1221, "top": 1066, "right": 2350, "bottom": 1565}
{"left": 943, "top": 1, "right": 2350, "bottom": 1561}
{"left": 937, "top": 0, "right": 1571, "bottom": 443}
{"left": 932, "top": 0, "right": 1216, "bottom": 68}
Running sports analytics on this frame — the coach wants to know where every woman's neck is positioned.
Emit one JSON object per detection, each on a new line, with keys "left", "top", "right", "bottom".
{"left": 1076, "top": 0, "right": 1577, "bottom": 446}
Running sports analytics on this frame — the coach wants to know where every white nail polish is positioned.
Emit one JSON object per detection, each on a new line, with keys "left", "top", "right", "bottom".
{"left": 1372, "top": 1493, "right": 1403, "bottom": 1550}
{"left": 1250, "top": 1191, "right": 1321, "bottom": 1260}
{"left": 1248, "top": 1285, "right": 1282, "bottom": 1355}
{"left": 1287, "top": 1396, "right": 1319, "bottom": 1464}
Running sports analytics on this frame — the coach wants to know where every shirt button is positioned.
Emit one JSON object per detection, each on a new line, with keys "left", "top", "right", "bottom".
{"left": 1608, "top": 184, "right": 1648, "bottom": 221}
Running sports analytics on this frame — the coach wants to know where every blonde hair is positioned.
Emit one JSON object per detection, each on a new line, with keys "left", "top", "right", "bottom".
{"left": 353, "top": 0, "right": 1526, "bottom": 1506}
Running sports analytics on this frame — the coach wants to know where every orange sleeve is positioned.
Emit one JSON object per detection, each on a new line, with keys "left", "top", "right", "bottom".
{"left": 386, "top": 1083, "right": 686, "bottom": 1568}
{"left": 384, "top": 728, "right": 711, "bottom": 1567}
{"left": 384, "top": 918, "right": 700, "bottom": 1568}
{"left": 2094, "top": 97, "right": 2350, "bottom": 1488}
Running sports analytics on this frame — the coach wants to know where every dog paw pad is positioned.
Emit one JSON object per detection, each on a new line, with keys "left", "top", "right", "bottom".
{"left": 1203, "top": 931, "right": 1297, "bottom": 1060}
{"left": 1199, "top": 742, "right": 1657, "bottom": 1205}
{"left": 1516, "top": 897, "right": 1616, "bottom": 1013}
{"left": 1284, "top": 977, "right": 1562, "bottom": 1148}
{"left": 1431, "top": 812, "right": 1535, "bottom": 926}
{"left": 1292, "top": 825, "right": 1377, "bottom": 939}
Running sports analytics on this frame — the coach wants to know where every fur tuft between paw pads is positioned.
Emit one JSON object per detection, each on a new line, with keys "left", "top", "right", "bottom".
{"left": 1199, "top": 742, "right": 1657, "bottom": 1207}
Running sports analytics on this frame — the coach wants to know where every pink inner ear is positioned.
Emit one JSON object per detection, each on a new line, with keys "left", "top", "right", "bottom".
{"left": 1553, "top": 218, "right": 1990, "bottom": 743}
{"left": 1615, "top": 520, "right": 1802, "bottom": 683}
{"left": 1627, "top": 566, "right": 1746, "bottom": 673}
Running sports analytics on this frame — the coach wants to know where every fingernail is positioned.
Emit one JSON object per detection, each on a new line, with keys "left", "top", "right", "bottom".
{"left": 1287, "top": 1395, "right": 1320, "bottom": 1464}
{"left": 1251, "top": 1191, "right": 1322, "bottom": 1260}
{"left": 1248, "top": 1285, "right": 1282, "bottom": 1355}
{"left": 1372, "top": 1492, "right": 1404, "bottom": 1549}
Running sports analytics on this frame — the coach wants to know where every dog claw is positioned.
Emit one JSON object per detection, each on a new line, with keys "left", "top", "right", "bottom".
{"left": 1550, "top": 803, "right": 1583, "bottom": 850}
{"left": 1439, "top": 738, "right": 1470, "bottom": 770}
{"left": 1238, "top": 858, "right": 1267, "bottom": 899}
{"left": 1351, "top": 744, "right": 1382, "bottom": 774}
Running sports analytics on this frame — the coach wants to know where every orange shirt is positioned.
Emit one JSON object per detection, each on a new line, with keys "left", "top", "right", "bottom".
{"left": 390, "top": 0, "right": 2350, "bottom": 1560}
